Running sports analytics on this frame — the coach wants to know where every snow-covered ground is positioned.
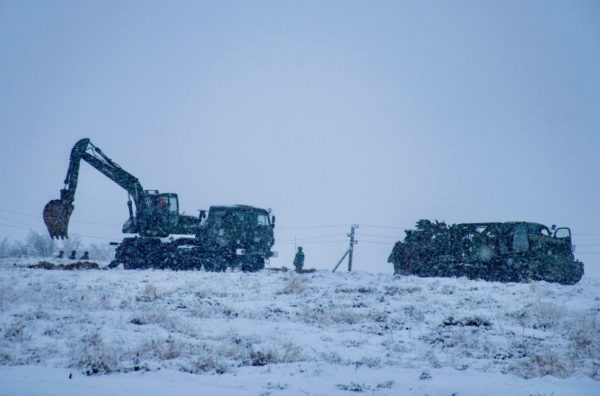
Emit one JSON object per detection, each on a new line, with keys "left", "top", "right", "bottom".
{"left": 1, "top": 258, "right": 599, "bottom": 395}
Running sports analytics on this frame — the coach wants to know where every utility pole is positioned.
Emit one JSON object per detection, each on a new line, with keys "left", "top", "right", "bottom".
{"left": 332, "top": 224, "right": 359, "bottom": 272}
{"left": 347, "top": 225, "right": 358, "bottom": 272}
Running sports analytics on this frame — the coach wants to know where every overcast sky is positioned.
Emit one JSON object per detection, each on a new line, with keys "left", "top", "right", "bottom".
{"left": 1, "top": 1, "right": 599, "bottom": 275}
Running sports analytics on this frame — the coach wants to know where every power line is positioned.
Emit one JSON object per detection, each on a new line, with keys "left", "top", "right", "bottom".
{"left": 360, "top": 224, "right": 407, "bottom": 230}
{"left": 277, "top": 240, "right": 347, "bottom": 245}
{"left": 277, "top": 224, "right": 352, "bottom": 230}
{"left": 0, "top": 221, "right": 116, "bottom": 241}
{"left": 0, "top": 222, "right": 43, "bottom": 232}
{"left": 4, "top": 207, "right": 600, "bottom": 243}
{"left": 278, "top": 233, "right": 346, "bottom": 243}
{"left": 0, "top": 208, "right": 120, "bottom": 227}
{"left": 0, "top": 209, "right": 41, "bottom": 218}
{"left": 359, "top": 233, "right": 400, "bottom": 239}
{"left": 0, "top": 216, "right": 41, "bottom": 229}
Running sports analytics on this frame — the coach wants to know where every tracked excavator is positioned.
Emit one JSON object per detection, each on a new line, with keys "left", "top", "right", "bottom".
{"left": 43, "top": 138, "right": 275, "bottom": 271}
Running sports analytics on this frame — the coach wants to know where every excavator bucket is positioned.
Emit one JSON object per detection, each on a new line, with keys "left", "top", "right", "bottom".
{"left": 43, "top": 199, "right": 74, "bottom": 239}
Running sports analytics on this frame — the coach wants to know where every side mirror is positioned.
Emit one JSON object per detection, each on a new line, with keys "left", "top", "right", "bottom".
{"left": 199, "top": 210, "right": 206, "bottom": 220}
{"left": 271, "top": 216, "right": 276, "bottom": 227}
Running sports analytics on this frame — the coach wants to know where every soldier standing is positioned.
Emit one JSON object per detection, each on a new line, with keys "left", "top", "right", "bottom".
{"left": 293, "top": 246, "right": 305, "bottom": 273}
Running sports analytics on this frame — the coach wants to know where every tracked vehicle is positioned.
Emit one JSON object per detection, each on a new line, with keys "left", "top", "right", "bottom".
{"left": 388, "top": 220, "right": 583, "bottom": 285}
{"left": 43, "top": 138, "right": 275, "bottom": 271}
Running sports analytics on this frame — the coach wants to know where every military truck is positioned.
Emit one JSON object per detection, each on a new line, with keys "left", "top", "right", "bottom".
{"left": 388, "top": 220, "right": 584, "bottom": 284}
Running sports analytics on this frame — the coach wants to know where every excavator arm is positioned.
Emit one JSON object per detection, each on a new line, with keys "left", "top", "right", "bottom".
{"left": 43, "top": 138, "right": 147, "bottom": 238}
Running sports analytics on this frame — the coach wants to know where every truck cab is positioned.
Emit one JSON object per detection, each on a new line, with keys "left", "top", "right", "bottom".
{"left": 199, "top": 205, "right": 275, "bottom": 271}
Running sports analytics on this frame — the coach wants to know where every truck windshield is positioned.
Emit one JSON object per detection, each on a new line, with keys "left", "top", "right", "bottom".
{"left": 257, "top": 213, "right": 269, "bottom": 226}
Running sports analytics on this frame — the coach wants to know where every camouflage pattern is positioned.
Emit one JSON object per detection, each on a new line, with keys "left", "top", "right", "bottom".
{"left": 111, "top": 205, "right": 275, "bottom": 272}
{"left": 388, "top": 220, "right": 584, "bottom": 285}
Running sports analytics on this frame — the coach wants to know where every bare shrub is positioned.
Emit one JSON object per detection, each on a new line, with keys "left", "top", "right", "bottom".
{"left": 186, "top": 354, "right": 228, "bottom": 374}
{"left": 264, "top": 383, "right": 289, "bottom": 391}
{"left": 320, "top": 351, "right": 342, "bottom": 364}
{"left": 424, "top": 350, "right": 442, "bottom": 368}
{"left": 248, "top": 341, "right": 304, "bottom": 366}
{"left": 278, "top": 340, "right": 304, "bottom": 363}
{"left": 353, "top": 356, "right": 382, "bottom": 368}
{"left": 60, "top": 236, "right": 82, "bottom": 257}
{"left": 329, "top": 308, "right": 363, "bottom": 325}
{"left": 210, "top": 332, "right": 305, "bottom": 370}
{"left": 134, "top": 306, "right": 173, "bottom": 327}
{"left": 336, "top": 382, "right": 369, "bottom": 392}
{"left": 404, "top": 305, "right": 424, "bottom": 322}
{"left": 0, "top": 234, "right": 113, "bottom": 260}
{"left": 74, "top": 332, "right": 120, "bottom": 375}
{"left": 189, "top": 297, "right": 224, "bottom": 318}
{"left": 335, "top": 286, "right": 376, "bottom": 294}
{"left": 3, "top": 319, "right": 27, "bottom": 341}
{"left": 514, "top": 353, "right": 571, "bottom": 379}
{"left": 0, "top": 238, "right": 10, "bottom": 258}
{"left": 137, "top": 284, "right": 160, "bottom": 302}
{"left": 384, "top": 286, "right": 421, "bottom": 295}
{"left": 9, "top": 240, "right": 29, "bottom": 257}
{"left": 368, "top": 310, "right": 389, "bottom": 323}
{"left": 26, "top": 231, "right": 56, "bottom": 257}
{"left": 336, "top": 381, "right": 394, "bottom": 392}
{"left": 250, "top": 348, "right": 278, "bottom": 366}
{"left": 567, "top": 311, "right": 600, "bottom": 359}
{"left": 514, "top": 301, "right": 564, "bottom": 330}
{"left": 280, "top": 276, "right": 307, "bottom": 294}
{"left": 298, "top": 304, "right": 356, "bottom": 326}
{"left": 442, "top": 316, "right": 491, "bottom": 328}
{"left": 145, "top": 335, "right": 181, "bottom": 360}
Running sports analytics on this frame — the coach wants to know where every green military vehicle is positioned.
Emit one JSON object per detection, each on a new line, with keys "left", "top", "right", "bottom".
{"left": 388, "top": 220, "right": 584, "bottom": 285}
{"left": 43, "top": 138, "right": 275, "bottom": 271}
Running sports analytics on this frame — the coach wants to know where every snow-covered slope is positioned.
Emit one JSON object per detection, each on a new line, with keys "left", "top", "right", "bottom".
{"left": 0, "top": 259, "right": 598, "bottom": 395}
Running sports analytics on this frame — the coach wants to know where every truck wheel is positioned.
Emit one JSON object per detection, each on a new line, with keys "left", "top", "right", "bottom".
{"left": 215, "top": 257, "right": 228, "bottom": 272}
{"left": 203, "top": 259, "right": 215, "bottom": 272}
{"left": 203, "top": 257, "right": 227, "bottom": 272}
{"left": 242, "top": 257, "right": 264, "bottom": 272}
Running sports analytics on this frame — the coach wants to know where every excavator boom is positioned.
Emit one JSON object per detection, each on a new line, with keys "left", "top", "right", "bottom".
{"left": 43, "top": 138, "right": 146, "bottom": 239}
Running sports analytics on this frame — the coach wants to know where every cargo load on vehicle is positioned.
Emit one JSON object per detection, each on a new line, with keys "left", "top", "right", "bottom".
{"left": 388, "top": 220, "right": 584, "bottom": 285}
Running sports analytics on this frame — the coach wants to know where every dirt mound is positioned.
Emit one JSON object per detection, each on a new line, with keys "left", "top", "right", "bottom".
{"left": 29, "top": 261, "right": 100, "bottom": 270}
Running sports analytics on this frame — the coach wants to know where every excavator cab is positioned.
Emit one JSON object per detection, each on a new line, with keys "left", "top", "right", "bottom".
{"left": 147, "top": 191, "right": 179, "bottom": 223}
{"left": 43, "top": 189, "right": 74, "bottom": 239}
{"left": 130, "top": 191, "right": 181, "bottom": 237}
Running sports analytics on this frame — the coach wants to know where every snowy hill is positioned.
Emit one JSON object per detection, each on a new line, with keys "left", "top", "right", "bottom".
{"left": 0, "top": 259, "right": 599, "bottom": 395}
